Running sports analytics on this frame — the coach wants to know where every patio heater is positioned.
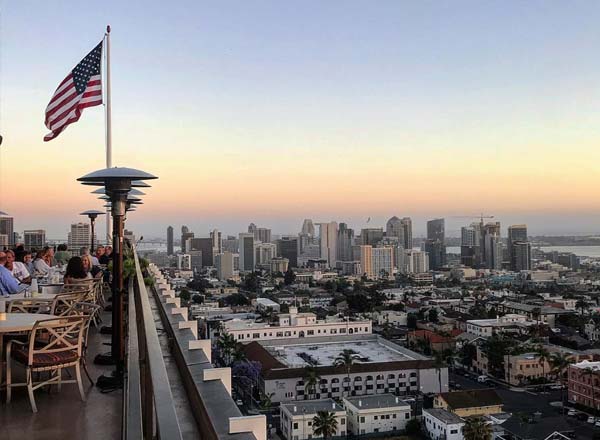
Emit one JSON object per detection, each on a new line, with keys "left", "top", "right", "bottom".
{"left": 78, "top": 167, "right": 156, "bottom": 389}
{"left": 80, "top": 210, "right": 105, "bottom": 252}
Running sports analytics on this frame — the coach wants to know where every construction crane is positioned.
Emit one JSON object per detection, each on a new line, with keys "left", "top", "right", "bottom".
{"left": 450, "top": 213, "right": 495, "bottom": 224}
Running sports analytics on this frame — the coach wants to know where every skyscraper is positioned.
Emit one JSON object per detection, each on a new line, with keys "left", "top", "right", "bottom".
{"left": 278, "top": 236, "right": 298, "bottom": 268}
{"left": 255, "top": 242, "right": 277, "bottom": 267}
{"left": 514, "top": 241, "right": 532, "bottom": 271}
{"left": 188, "top": 237, "right": 214, "bottom": 267}
{"left": 181, "top": 226, "right": 194, "bottom": 253}
{"left": 361, "top": 228, "right": 384, "bottom": 246}
{"left": 215, "top": 252, "right": 234, "bottom": 280}
{"left": 357, "top": 245, "right": 373, "bottom": 278}
{"left": 386, "top": 216, "right": 402, "bottom": 238}
{"left": 167, "top": 226, "right": 174, "bottom": 255}
{"left": 0, "top": 216, "right": 14, "bottom": 247}
{"left": 400, "top": 217, "right": 413, "bottom": 250}
{"left": 23, "top": 230, "right": 46, "bottom": 250}
{"left": 372, "top": 246, "right": 393, "bottom": 278}
{"left": 248, "top": 223, "right": 257, "bottom": 235}
{"left": 239, "top": 232, "right": 255, "bottom": 272}
{"left": 406, "top": 250, "right": 429, "bottom": 273}
{"left": 301, "top": 219, "right": 315, "bottom": 237}
{"left": 210, "top": 229, "right": 222, "bottom": 255}
{"left": 256, "top": 228, "right": 271, "bottom": 243}
{"left": 336, "top": 223, "right": 354, "bottom": 262}
{"left": 318, "top": 221, "right": 338, "bottom": 268}
{"left": 68, "top": 223, "right": 91, "bottom": 255}
{"left": 508, "top": 225, "right": 528, "bottom": 271}
{"left": 425, "top": 218, "right": 446, "bottom": 270}
{"left": 482, "top": 222, "right": 502, "bottom": 269}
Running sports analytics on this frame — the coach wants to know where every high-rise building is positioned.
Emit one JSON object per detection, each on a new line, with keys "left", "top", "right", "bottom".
{"left": 256, "top": 228, "right": 271, "bottom": 243}
{"left": 222, "top": 236, "right": 239, "bottom": 253}
{"left": 508, "top": 225, "right": 528, "bottom": 271}
{"left": 181, "top": 226, "right": 194, "bottom": 253}
{"left": 336, "top": 223, "right": 354, "bottom": 262}
{"left": 269, "top": 257, "right": 289, "bottom": 274}
{"left": 318, "top": 222, "right": 338, "bottom": 268}
{"left": 248, "top": 223, "right": 257, "bottom": 235}
{"left": 215, "top": 252, "right": 235, "bottom": 280}
{"left": 394, "top": 244, "right": 406, "bottom": 273}
{"left": 406, "top": 250, "right": 429, "bottom": 273}
{"left": 255, "top": 242, "right": 277, "bottom": 267}
{"left": 0, "top": 235, "right": 8, "bottom": 248}
{"left": 301, "top": 219, "right": 315, "bottom": 237}
{"left": 178, "top": 254, "right": 191, "bottom": 270}
{"left": 23, "top": 230, "right": 46, "bottom": 250}
{"left": 460, "top": 224, "right": 481, "bottom": 267}
{"left": 361, "top": 228, "right": 383, "bottom": 246}
{"left": 400, "top": 217, "right": 412, "bottom": 250}
{"left": 188, "top": 237, "right": 214, "bottom": 267}
{"left": 278, "top": 236, "right": 299, "bottom": 268}
{"left": 210, "top": 229, "right": 222, "bottom": 255}
{"left": 167, "top": 226, "right": 174, "bottom": 255}
{"left": 386, "top": 216, "right": 402, "bottom": 238}
{"left": 357, "top": 245, "right": 373, "bottom": 278}
{"left": 482, "top": 222, "right": 502, "bottom": 269}
{"left": 0, "top": 216, "right": 14, "bottom": 247}
{"left": 189, "top": 251, "right": 203, "bottom": 272}
{"left": 372, "top": 246, "right": 393, "bottom": 279}
{"left": 513, "top": 241, "right": 532, "bottom": 271}
{"left": 425, "top": 218, "right": 446, "bottom": 270}
{"left": 68, "top": 223, "right": 91, "bottom": 255}
{"left": 239, "top": 233, "right": 255, "bottom": 272}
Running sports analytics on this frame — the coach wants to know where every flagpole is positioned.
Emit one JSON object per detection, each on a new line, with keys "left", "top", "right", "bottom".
{"left": 105, "top": 25, "right": 112, "bottom": 244}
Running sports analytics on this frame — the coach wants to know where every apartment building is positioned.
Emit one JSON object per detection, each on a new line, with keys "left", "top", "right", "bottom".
{"left": 422, "top": 408, "right": 465, "bottom": 440}
{"left": 568, "top": 360, "right": 600, "bottom": 411}
{"left": 280, "top": 399, "right": 347, "bottom": 440}
{"left": 343, "top": 394, "right": 411, "bottom": 435}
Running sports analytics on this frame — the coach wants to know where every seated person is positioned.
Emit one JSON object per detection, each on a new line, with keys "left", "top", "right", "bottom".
{"left": 80, "top": 247, "right": 100, "bottom": 266}
{"left": 0, "top": 252, "right": 26, "bottom": 296}
{"left": 64, "top": 256, "right": 92, "bottom": 284}
{"left": 23, "top": 252, "right": 34, "bottom": 275}
{"left": 5, "top": 250, "right": 31, "bottom": 284}
{"left": 54, "top": 244, "right": 72, "bottom": 265}
{"left": 99, "top": 245, "right": 111, "bottom": 265}
{"left": 32, "top": 249, "right": 51, "bottom": 277}
{"left": 82, "top": 254, "right": 103, "bottom": 279}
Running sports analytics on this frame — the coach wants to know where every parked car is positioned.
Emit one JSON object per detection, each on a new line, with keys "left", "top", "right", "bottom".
{"left": 587, "top": 416, "right": 596, "bottom": 424}
{"left": 235, "top": 399, "right": 243, "bottom": 406}
{"left": 477, "top": 375, "right": 489, "bottom": 383}
{"left": 567, "top": 409, "right": 578, "bottom": 417}
{"left": 595, "top": 420, "right": 600, "bottom": 428}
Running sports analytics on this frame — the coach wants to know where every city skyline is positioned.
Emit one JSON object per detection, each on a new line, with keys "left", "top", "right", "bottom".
{"left": 2, "top": 2, "right": 600, "bottom": 237}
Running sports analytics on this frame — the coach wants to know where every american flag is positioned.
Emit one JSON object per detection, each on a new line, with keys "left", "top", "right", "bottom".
{"left": 44, "top": 41, "right": 103, "bottom": 141}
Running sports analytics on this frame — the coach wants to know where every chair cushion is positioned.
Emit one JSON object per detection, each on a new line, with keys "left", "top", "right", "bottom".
{"left": 12, "top": 346, "right": 79, "bottom": 367}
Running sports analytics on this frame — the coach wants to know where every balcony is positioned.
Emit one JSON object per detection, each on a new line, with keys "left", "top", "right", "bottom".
{"left": 1, "top": 246, "right": 265, "bottom": 440}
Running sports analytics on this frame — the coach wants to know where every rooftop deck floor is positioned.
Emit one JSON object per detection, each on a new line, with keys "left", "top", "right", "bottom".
{"left": 0, "top": 308, "right": 122, "bottom": 440}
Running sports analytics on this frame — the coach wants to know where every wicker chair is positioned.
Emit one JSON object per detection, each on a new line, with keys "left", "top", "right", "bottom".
{"left": 68, "top": 301, "right": 102, "bottom": 384}
{"left": 50, "top": 292, "right": 85, "bottom": 316}
{"left": 7, "top": 299, "right": 52, "bottom": 314}
{"left": 5, "top": 316, "right": 86, "bottom": 412}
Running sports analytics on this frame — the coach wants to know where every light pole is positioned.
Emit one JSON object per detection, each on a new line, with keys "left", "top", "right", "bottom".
{"left": 78, "top": 167, "right": 156, "bottom": 388}
{"left": 80, "top": 210, "right": 105, "bottom": 252}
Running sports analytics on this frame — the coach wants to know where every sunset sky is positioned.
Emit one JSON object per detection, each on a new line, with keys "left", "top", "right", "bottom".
{"left": 1, "top": 1, "right": 600, "bottom": 238}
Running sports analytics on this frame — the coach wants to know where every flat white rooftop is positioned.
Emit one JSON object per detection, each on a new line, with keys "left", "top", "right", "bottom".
{"left": 266, "top": 339, "right": 419, "bottom": 368}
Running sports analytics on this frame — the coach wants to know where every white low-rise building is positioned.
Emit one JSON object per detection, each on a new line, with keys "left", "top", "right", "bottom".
{"left": 344, "top": 394, "right": 411, "bottom": 436}
{"left": 374, "top": 310, "right": 408, "bottom": 326}
{"left": 422, "top": 408, "right": 464, "bottom": 440}
{"left": 280, "top": 399, "right": 347, "bottom": 440}
{"left": 465, "top": 314, "right": 535, "bottom": 337}
{"left": 223, "top": 307, "right": 372, "bottom": 343}
{"left": 254, "top": 297, "right": 281, "bottom": 313}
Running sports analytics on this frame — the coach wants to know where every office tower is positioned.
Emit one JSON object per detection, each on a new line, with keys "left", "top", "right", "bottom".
{"left": 23, "top": 230, "right": 46, "bottom": 250}
{"left": 248, "top": 223, "right": 257, "bottom": 235}
{"left": 318, "top": 221, "right": 338, "bottom": 268}
{"left": 406, "top": 250, "right": 429, "bottom": 273}
{"left": 188, "top": 237, "right": 214, "bottom": 267}
{"left": 0, "top": 216, "right": 14, "bottom": 246}
{"left": 357, "top": 245, "right": 373, "bottom": 278}
{"left": 178, "top": 254, "right": 191, "bottom": 270}
{"left": 337, "top": 223, "right": 354, "bottom": 262}
{"left": 425, "top": 218, "right": 446, "bottom": 270}
{"left": 181, "top": 226, "right": 194, "bottom": 253}
{"left": 189, "top": 251, "right": 203, "bottom": 272}
{"left": 222, "top": 236, "right": 239, "bottom": 253}
{"left": 256, "top": 228, "right": 271, "bottom": 243}
{"left": 393, "top": 244, "right": 406, "bottom": 273}
{"left": 0, "top": 235, "right": 8, "bottom": 247}
{"left": 68, "top": 223, "right": 91, "bottom": 255}
{"left": 269, "top": 257, "right": 289, "bottom": 274}
{"left": 215, "top": 252, "right": 235, "bottom": 280}
{"left": 513, "top": 241, "right": 532, "bottom": 271}
{"left": 400, "top": 217, "right": 413, "bottom": 250}
{"left": 372, "top": 246, "right": 393, "bottom": 278}
{"left": 482, "top": 222, "right": 502, "bottom": 269}
{"left": 386, "top": 216, "right": 402, "bottom": 238}
{"left": 301, "top": 219, "right": 315, "bottom": 237}
{"left": 508, "top": 225, "right": 528, "bottom": 270}
{"left": 460, "top": 224, "right": 481, "bottom": 267}
{"left": 361, "top": 228, "right": 383, "bottom": 246}
{"left": 239, "top": 233, "right": 255, "bottom": 272}
{"left": 278, "top": 236, "right": 298, "bottom": 268}
{"left": 255, "top": 242, "right": 277, "bottom": 267}
{"left": 167, "top": 226, "right": 174, "bottom": 255}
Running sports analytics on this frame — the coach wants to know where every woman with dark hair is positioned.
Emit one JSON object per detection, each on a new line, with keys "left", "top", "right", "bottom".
{"left": 64, "top": 256, "right": 92, "bottom": 284}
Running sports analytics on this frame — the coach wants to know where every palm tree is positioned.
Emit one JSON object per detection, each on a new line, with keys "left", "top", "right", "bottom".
{"left": 549, "top": 352, "right": 572, "bottom": 414}
{"left": 536, "top": 346, "right": 550, "bottom": 391}
{"left": 303, "top": 365, "right": 321, "bottom": 400}
{"left": 462, "top": 417, "right": 492, "bottom": 440}
{"left": 576, "top": 298, "right": 590, "bottom": 316}
{"left": 312, "top": 411, "right": 338, "bottom": 439}
{"left": 216, "top": 333, "right": 237, "bottom": 366}
{"left": 334, "top": 349, "right": 358, "bottom": 395}
{"left": 433, "top": 351, "right": 445, "bottom": 394}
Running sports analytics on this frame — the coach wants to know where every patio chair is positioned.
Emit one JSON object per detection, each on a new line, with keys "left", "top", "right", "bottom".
{"left": 5, "top": 316, "right": 86, "bottom": 412}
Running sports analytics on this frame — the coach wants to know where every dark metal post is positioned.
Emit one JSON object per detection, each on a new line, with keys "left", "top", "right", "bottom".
{"left": 111, "top": 191, "right": 127, "bottom": 371}
{"left": 91, "top": 217, "right": 96, "bottom": 252}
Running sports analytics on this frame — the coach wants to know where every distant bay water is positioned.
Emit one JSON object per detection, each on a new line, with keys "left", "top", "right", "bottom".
{"left": 447, "top": 245, "right": 600, "bottom": 258}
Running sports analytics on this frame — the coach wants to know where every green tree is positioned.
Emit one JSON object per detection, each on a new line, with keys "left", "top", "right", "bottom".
{"left": 405, "top": 418, "right": 421, "bottom": 435}
{"left": 191, "top": 293, "right": 203, "bottom": 304}
{"left": 284, "top": 268, "right": 296, "bottom": 285}
{"left": 312, "top": 411, "right": 338, "bottom": 439}
{"left": 536, "top": 346, "right": 551, "bottom": 391}
{"left": 303, "top": 365, "right": 321, "bottom": 400}
{"left": 576, "top": 298, "right": 590, "bottom": 316}
{"left": 549, "top": 352, "right": 572, "bottom": 413}
{"left": 428, "top": 308, "right": 439, "bottom": 323}
{"left": 481, "top": 335, "right": 511, "bottom": 378}
{"left": 462, "top": 417, "right": 492, "bottom": 440}
{"left": 216, "top": 333, "right": 237, "bottom": 366}
{"left": 407, "top": 313, "right": 418, "bottom": 329}
{"left": 433, "top": 351, "right": 446, "bottom": 393}
{"left": 334, "top": 349, "right": 358, "bottom": 395}
{"left": 179, "top": 288, "right": 191, "bottom": 304}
